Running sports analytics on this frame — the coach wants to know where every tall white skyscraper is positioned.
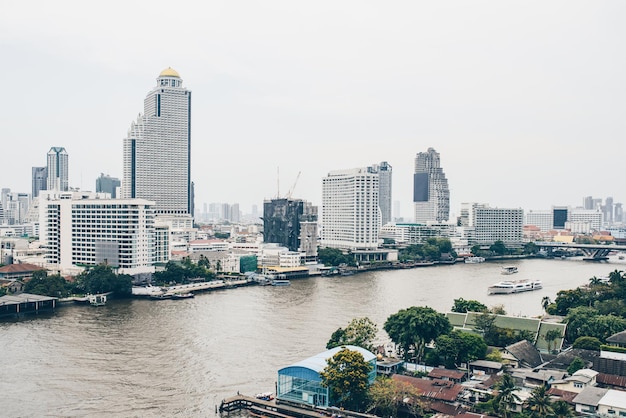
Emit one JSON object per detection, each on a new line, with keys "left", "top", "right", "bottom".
{"left": 413, "top": 148, "right": 449, "bottom": 223}
{"left": 46, "top": 147, "right": 68, "bottom": 191}
{"left": 321, "top": 166, "right": 380, "bottom": 250}
{"left": 122, "top": 68, "right": 192, "bottom": 215}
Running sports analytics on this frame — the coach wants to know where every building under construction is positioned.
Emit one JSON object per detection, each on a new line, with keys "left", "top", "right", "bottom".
{"left": 262, "top": 198, "right": 318, "bottom": 262}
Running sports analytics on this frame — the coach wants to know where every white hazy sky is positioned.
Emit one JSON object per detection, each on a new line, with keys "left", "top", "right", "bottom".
{"left": 2, "top": 1, "right": 625, "bottom": 219}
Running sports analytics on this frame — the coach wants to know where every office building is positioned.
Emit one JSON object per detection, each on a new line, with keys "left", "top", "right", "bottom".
{"left": 122, "top": 68, "right": 192, "bottom": 215}
{"left": 46, "top": 147, "right": 69, "bottom": 191}
{"left": 32, "top": 167, "right": 47, "bottom": 198}
{"left": 39, "top": 190, "right": 159, "bottom": 275}
{"left": 96, "top": 173, "right": 121, "bottom": 198}
{"left": 461, "top": 203, "right": 523, "bottom": 248}
{"left": 526, "top": 207, "right": 603, "bottom": 232}
{"left": 413, "top": 148, "right": 449, "bottom": 223}
{"left": 321, "top": 166, "right": 380, "bottom": 250}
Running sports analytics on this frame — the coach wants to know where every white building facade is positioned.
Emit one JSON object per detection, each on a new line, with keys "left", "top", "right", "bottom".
{"left": 39, "top": 191, "right": 158, "bottom": 275}
{"left": 122, "top": 68, "right": 192, "bottom": 216}
{"left": 461, "top": 203, "right": 524, "bottom": 248}
{"left": 46, "top": 147, "right": 69, "bottom": 192}
{"left": 321, "top": 166, "right": 380, "bottom": 251}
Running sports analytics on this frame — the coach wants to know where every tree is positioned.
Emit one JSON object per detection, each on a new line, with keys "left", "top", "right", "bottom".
{"left": 541, "top": 296, "right": 551, "bottom": 313}
{"left": 367, "top": 378, "right": 424, "bottom": 418}
{"left": 493, "top": 373, "right": 521, "bottom": 418}
{"left": 24, "top": 270, "right": 72, "bottom": 298}
{"left": 435, "top": 330, "right": 487, "bottom": 369}
{"left": 572, "top": 336, "right": 602, "bottom": 351}
{"left": 567, "top": 357, "right": 586, "bottom": 375}
{"left": 326, "top": 317, "right": 378, "bottom": 352}
{"left": 523, "top": 242, "right": 538, "bottom": 255}
{"left": 544, "top": 329, "right": 563, "bottom": 353}
{"left": 525, "top": 384, "right": 554, "bottom": 417}
{"left": 320, "top": 348, "right": 371, "bottom": 411}
{"left": 490, "top": 304, "right": 506, "bottom": 315}
{"left": 552, "top": 400, "right": 574, "bottom": 418}
{"left": 490, "top": 240, "right": 508, "bottom": 255}
{"left": 384, "top": 306, "right": 452, "bottom": 363}
{"left": 74, "top": 264, "right": 132, "bottom": 296}
{"left": 451, "top": 298, "right": 488, "bottom": 313}
{"left": 565, "top": 306, "right": 599, "bottom": 342}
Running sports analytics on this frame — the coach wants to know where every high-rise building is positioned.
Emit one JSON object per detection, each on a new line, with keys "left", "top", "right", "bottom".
{"left": 32, "top": 167, "right": 47, "bottom": 198}
{"left": 46, "top": 147, "right": 69, "bottom": 191}
{"left": 122, "top": 68, "right": 192, "bottom": 215}
{"left": 413, "top": 148, "right": 449, "bottom": 224}
{"left": 373, "top": 161, "right": 392, "bottom": 226}
{"left": 321, "top": 166, "right": 380, "bottom": 250}
{"left": 96, "top": 173, "right": 121, "bottom": 198}
{"left": 462, "top": 203, "right": 523, "bottom": 248}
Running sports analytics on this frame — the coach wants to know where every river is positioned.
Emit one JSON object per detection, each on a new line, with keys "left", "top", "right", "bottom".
{"left": 2, "top": 257, "right": 624, "bottom": 417}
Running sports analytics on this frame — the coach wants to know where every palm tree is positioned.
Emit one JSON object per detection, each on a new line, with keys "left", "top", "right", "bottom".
{"left": 525, "top": 384, "right": 554, "bottom": 417}
{"left": 541, "top": 296, "right": 551, "bottom": 313}
{"left": 493, "top": 373, "right": 521, "bottom": 418}
{"left": 552, "top": 399, "right": 574, "bottom": 417}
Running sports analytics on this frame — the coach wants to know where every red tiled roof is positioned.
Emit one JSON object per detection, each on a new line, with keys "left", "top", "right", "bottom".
{"left": 428, "top": 368, "right": 466, "bottom": 380}
{"left": 547, "top": 387, "right": 578, "bottom": 404}
{"left": 392, "top": 375, "right": 464, "bottom": 402}
{"left": 0, "top": 263, "right": 46, "bottom": 274}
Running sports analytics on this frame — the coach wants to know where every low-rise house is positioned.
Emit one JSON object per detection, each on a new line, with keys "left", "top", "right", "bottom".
{"left": 543, "top": 348, "right": 599, "bottom": 371}
{"left": 392, "top": 374, "right": 464, "bottom": 406}
{"left": 547, "top": 387, "right": 579, "bottom": 405}
{"left": 428, "top": 368, "right": 466, "bottom": 383}
{"left": 572, "top": 386, "right": 609, "bottom": 415}
{"left": 551, "top": 369, "right": 598, "bottom": 393}
{"left": 504, "top": 340, "right": 544, "bottom": 369}
{"left": 597, "top": 388, "right": 626, "bottom": 416}
{"left": 511, "top": 368, "right": 566, "bottom": 389}
{"left": 0, "top": 279, "right": 25, "bottom": 294}
{"left": 597, "top": 372, "right": 626, "bottom": 390}
{"left": 0, "top": 263, "right": 46, "bottom": 281}
{"left": 469, "top": 360, "right": 503, "bottom": 376}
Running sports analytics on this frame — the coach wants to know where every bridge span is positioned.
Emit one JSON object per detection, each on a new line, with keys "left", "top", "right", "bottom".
{"left": 536, "top": 242, "right": 626, "bottom": 261}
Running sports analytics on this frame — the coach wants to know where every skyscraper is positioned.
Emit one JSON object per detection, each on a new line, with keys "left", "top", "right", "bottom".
{"left": 263, "top": 198, "right": 318, "bottom": 253}
{"left": 413, "top": 148, "right": 449, "bottom": 223}
{"left": 373, "top": 161, "right": 392, "bottom": 226}
{"left": 122, "top": 68, "right": 192, "bottom": 215}
{"left": 32, "top": 166, "right": 47, "bottom": 198}
{"left": 46, "top": 147, "right": 69, "bottom": 191}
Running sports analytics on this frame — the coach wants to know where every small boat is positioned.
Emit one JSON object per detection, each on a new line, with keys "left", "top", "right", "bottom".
{"left": 465, "top": 256, "right": 485, "bottom": 264}
{"left": 88, "top": 294, "right": 107, "bottom": 306}
{"left": 172, "top": 292, "right": 194, "bottom": 299}
{"left": 488, "top": 279, "right": 542, "bottom": 294}
{"left": 501, "top": 266, "right": 518, "bottom": 275}
{"left": 150, "top": 293, "right": 173, "bottom": 300}
{"left": 255, "top": 392, "right": 274, "bottom": 401}
{"left": 271, "top": 279, "right": 291, "bottom": 286}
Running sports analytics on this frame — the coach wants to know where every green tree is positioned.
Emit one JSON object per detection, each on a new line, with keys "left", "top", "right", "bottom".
{"left": 493, "top": 373, "right": 521, "bottom": 418}
{"left": 318, "top": 247, "right": 356, "bottom": 267}
{"left": 435, "top": 330, "right": 487, "bottom": 368}
{"left": 451, "top": 298, "right": 488, "bottom": 313}
{"left": 552, "top": 400, "right": 574, "bottom": 417}
{"left": 565, "top": 306, "right": 599, "bottom": 342}
{"left": 567, "top": 357, "right": 586, "bottom": 375}
{"left": 24, "top": 270, "right": 72, "bottom": 297}
{"left": 541, "top": 296, "right": 551, "bottom": 313}
{"left": 74, "top": 264, "right": 132, "bottom": 296}
{"left": 320, "top": 348, "right": 371, "bottom": 411}
{"left": 572, "top": 336, "right": 602, "bottom": 351}
{"left": 326, "top": 317, "right": 378, "bottom": 352}
{"left": 525, "top": 384, "right": 554, "bottom": 417}
{"left": 523, "top": 242, "right": 538, "bottom": 255}
{"left": 384, "top": 306, "right": 452, "bottom": 363}
{"left": 490, "top": 240, "right": 508, "bottom": 255}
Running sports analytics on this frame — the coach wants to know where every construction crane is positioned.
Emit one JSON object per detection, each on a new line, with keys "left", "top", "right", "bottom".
{"left": 285, "top": 171, "right": 301, "bottom": 199}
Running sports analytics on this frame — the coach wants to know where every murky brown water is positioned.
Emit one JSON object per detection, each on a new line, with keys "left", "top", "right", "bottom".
{"left": 2, "top": 257, "right": 622, "bottom": 417}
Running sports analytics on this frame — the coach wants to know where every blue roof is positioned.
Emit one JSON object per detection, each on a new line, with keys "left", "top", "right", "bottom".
{"left": 280, "top": 345, "right": 376, "bottom": 374}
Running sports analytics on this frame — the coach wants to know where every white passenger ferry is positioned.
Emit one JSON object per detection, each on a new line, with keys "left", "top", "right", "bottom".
{"left": 488, "top": 279, "right": 542, "bottom": 295}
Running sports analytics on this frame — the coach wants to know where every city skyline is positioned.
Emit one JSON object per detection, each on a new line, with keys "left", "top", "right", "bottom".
{"left": 1, "top": 2, "right": 625, "bottom": 218}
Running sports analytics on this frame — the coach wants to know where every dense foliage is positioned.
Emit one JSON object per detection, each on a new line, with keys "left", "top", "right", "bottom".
{"left": 24, "top": 270, "right": 73, "bottom": 297}
{"left": 326, "top": 317, "right": 378, "bottom": 352}
{"left": 451, "top": 298, "right": 488, "bottom": 313}
{"left": 435, "top": 330, "right": 487, "bottom": 369}
{"left": 152, "top": 258, "right": 216, "bottom": 285}
{"left": 74, "top": 264, "right": 133, "bottom": 296}
{"left": 320, "top": 348, "right": 371, "bottom": 411}
{"left": 398, "top": 238, "right": 456, "bottom": 262}
{"left": 318, "top": 247, "right": 356, "bottom": 267}
{"left": 384, "top": 306, "right": 452, "bottom": 362}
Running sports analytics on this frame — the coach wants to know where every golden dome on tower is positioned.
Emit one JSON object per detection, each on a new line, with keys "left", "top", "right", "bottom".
{"left": 159, "top": 67, "right": 180, "bottom": 78}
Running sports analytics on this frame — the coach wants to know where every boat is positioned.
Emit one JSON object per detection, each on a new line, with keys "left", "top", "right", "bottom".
{"left": 271, "top": 279, "right": 291, "bottom": 286}
{"left": 501, "top": 266, "right": 518, "bottom": 275}
{"left": 465, "top": 256, "right": 485, "bottom": 264}
{"left": 88, "top": 294, "right": 107, "bottom": 306}
{"left": 172, "top": 292, "right": 194, "bottom": 299}
{"left": 488, "top": 279, "right": 542, "bottom": 294}
{"left": 150, "top": 293, "right": 173, "bottom": 300}
{"left": 255, "top": 392, "right": 274, "bottom": 401}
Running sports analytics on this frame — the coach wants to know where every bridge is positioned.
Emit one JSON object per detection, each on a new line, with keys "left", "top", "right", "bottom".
{"left": 536, "top": 242, "right": 626, "bottom": 261}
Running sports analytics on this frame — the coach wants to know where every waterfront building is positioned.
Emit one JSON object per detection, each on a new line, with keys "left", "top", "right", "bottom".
{"left": 276, "top": 345, "right": 377, "bottom": 408}
{"left": 263, "top": 198, "right": 318, "bottom": 260}
{"left": 460, "top": 203, "right": 523, "bottom": 248}
{"left": 321, "top": 166, "right": 380, "bottom": 251}
{"left": 379, "top": 222, "right": 455, "bottom": 245}
{"left": 373, "top": 161, "right": 392, "bottom": 225}
{"left": 32, "top": 167, "right": 47, "bottom": 198}
{"left": 46, "top": 147, "right": 69, "bottom": 191}
{"left": 38, "top": 190, "right": 158, "bottom": 275}
{"left": 96, "top": 173, "right": 121, "bottom": 198}
{"left": 526, "top": 207, "right": 603, "bottom": 233}
{"left": 122, "top": 68, "right": 192, "bottom": 216}
{"left": 413, "top": 148, "right": 450, "bottom": 223}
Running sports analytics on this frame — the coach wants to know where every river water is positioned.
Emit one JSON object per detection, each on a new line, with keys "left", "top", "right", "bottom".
{"left": 2, "top": 257, "right": 624, "bottom": 417}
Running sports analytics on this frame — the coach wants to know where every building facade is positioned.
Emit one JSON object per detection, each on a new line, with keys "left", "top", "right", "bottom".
{"left": 263, "top": 198, "right": 318, "bottom": 259}
{"left": 32, "top": 167, "right": 47, "bottom": 198}
{"left": 321, "top": 166, "right": 380, "bottom": 250}
{"left": 39, "top": 191, "right": 158, "bottom": 275}
{"left": 96, "top": 173, "right": 121, "bottom": 198}
{"left": 46, "top": 147, "right": 68, "bottom": 191}
{"left": 413, "top": 148, "right": 450, "bottom": 223}
{"left": 122, "top": 68, "right": 192, "bottom": 215}
{"left": 374, "top": 161, "right": 392, "bottom": 226}
{"left": 461, "top": 203, "right": 523, "bottom": 248}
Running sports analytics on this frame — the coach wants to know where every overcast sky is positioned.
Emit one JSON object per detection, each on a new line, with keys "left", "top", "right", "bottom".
{"left": 2, "top": 1, "right": 624, "bottom": 219}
